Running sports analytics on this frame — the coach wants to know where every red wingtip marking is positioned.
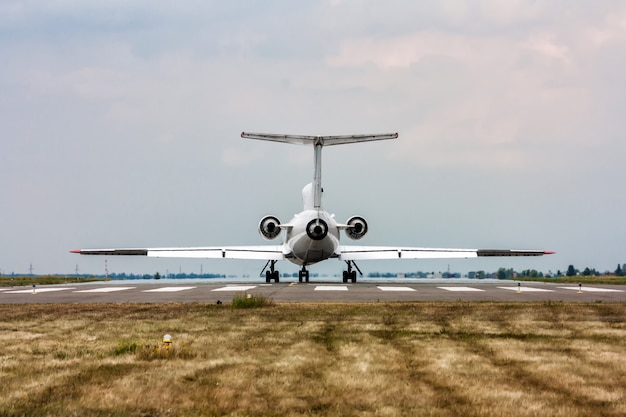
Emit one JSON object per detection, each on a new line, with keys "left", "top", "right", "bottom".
{"left": 240, "top": 131, "right": 245, "bottom": 137}
{"left": 544, "top": 251, "right": 555, "bottom": 255}
{"left": 70, "top": 249, "right": 81, "bottom": 254}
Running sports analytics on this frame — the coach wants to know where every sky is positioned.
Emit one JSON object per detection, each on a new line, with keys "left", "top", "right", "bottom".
{"left": 1, "top": 1, "right": 625, "bottom": 277}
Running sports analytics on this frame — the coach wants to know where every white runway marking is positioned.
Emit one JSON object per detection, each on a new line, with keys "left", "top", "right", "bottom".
{"left": 315, "top": 286, "right": 348, "bottom": 291}
{"left": 74, "top": 287, "right": 136, "bottom": 293}
{"left": 438, "top": 286, "right": 485, "bottom": 292}
{"left": 212, "top": 286, "right": 257, "bottom": 292}
{"left": 143, "top": 286, "right": 197, "bottom": 293}
{"left": 377, "top": 286, "right": 415, "bottom": 292}
{"left": 5, "top": 287, "right": 76, "bottom": 294}
{"left": 558, "top": 286, "right": 624, "bottom": 293}
{"left": 497, "top": 287, "right": 554, "bottom": 292}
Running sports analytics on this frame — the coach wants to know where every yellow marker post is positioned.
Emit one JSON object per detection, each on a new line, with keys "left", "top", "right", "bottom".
{"left": 163, "top": 334, "right": 172, "bottom": 350}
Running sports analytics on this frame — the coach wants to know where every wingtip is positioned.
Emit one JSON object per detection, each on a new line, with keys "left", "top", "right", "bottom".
{"left": 544, "top": 250, "right": 556, "bottom": 255}
{"left": 70, "top": 249, "right": 81, "bottom": 254}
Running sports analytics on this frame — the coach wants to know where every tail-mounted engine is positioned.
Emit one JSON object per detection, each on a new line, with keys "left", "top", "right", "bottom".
{"left": 259, "top": 215, "right": 281, "bottom": 240}
{"left": 345, "top": 216, "right": 368, "bottom": 240}
{"left": 306, "top": 218, "right": 329, "bottom": 241}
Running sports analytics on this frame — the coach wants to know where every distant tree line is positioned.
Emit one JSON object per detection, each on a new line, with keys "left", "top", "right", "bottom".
{"left": 564, "top": 264, "right": 625, "bottom": 277}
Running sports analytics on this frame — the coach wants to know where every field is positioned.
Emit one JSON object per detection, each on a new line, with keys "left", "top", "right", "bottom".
{"left": 1, "top": 302, "right": 625, "bottom": 416}
{"left": 0, "top": 275, "right": 105, "bottom": 287}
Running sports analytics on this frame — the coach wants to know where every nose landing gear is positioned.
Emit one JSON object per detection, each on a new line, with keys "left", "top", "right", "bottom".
{"left": 298, "top": 266, "right": 310, "bottom": 283}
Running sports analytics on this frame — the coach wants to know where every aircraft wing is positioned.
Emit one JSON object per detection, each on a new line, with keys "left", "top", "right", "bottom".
{"left": 71, "top": 246, "right": 286, "bottom": 260}
{"left": 338, "top": 246, "right": 554, "bottom": 261}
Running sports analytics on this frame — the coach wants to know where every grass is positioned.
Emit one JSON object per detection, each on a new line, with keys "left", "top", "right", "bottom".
{"left": 0, "top": 302, "right": 624, "bottom": 416}
{"left": 508, "top": 275, "right": 626, "bottom": 285}
{"left": 0, "top": 275, "right": 105, "bottom": 287}
{"left": 231, "top": 292, "right": 274, "bottom": 309}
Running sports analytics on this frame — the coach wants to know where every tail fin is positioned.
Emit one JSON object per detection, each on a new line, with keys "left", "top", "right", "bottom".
{"left": 241, "top": 132, "right": 398, "bottom": 209}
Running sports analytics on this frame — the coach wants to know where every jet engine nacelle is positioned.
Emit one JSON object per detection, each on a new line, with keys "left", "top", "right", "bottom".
{"left": 259, "top": 215, "right": 281, "bottom": 240}
{"left": 306, "top": 218, "right": 329, "bottom": 241}
{"left": 345, "top": 216, "right": 368, "bottom": 240}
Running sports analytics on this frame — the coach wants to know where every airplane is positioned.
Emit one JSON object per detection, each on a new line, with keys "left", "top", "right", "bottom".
{"left": 72, "top": 132, "right": 554, "bottom": 283}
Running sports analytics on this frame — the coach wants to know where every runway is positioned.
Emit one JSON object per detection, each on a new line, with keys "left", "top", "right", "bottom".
{"left": 1, "top": 280, "right": 625, "bottom": 304}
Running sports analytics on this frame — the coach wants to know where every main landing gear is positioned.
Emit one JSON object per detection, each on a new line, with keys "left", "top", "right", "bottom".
{"left": 298, "top": 266, "right": 310, "bottom": 283}
{"left": 262, "top": 260, "right": 280, "bottom": 283}
{"left": 343, "top": 260, "right": 362, "bottom": 283}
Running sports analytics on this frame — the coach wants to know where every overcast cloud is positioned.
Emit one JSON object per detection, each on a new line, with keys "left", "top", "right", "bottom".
{"left": 1, "top": 1, "right": 624, "bottom": 277}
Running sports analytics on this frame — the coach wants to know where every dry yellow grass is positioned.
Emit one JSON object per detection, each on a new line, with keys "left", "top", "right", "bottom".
{"left": 0, "top": 302, "right": 624, "bottom": 416}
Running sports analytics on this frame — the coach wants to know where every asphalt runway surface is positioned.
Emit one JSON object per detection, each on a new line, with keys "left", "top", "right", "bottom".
{"left": 1, "top": 280, "right": 625, "bottom": 304}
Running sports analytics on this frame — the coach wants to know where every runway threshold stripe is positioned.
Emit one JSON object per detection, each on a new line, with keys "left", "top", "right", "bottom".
{"left": 212, "top": 286, "right": 257, "bottom": 292}
{"left": 557, "top": 286, "right": 624, "bottom": 293}
{"left": 5, "top": 288, "right": 76, "bottom": 294}
{"left": 377, "top": 286, "right": 415, "bottom": 292}
{"left": 315, "top": 286, "right": 348, "bottom": 291}
{"left": 143, "top": 287, "right": 197, "bottom": 293}
{"left": 497, "top": 287, "right": 554, "bottom": 292}
{"left": 438, "top": 286, "right": 484, "bottom": 292}
{"left": 74, "top": 287, "right": 136, "bottom": 293}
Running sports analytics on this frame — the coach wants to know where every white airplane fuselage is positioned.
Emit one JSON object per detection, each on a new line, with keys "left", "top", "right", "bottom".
{"left": 285, "top": 209, "right": 339, "bottom": 266}
{"left": 281, "top": 184, "right": 340, "bottom": 266}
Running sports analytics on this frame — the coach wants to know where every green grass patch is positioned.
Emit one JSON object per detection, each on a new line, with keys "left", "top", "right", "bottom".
{"left": 231, "top": 291, "right": 274, "bottom": 309}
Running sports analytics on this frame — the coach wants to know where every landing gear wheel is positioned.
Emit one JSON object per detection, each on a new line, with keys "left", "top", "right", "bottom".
{"left": 263, "top": 261, "right": 279, "bottom": 283}
{"left": 266, "top": 270, "right": 279, "bottom": 283}
{"left": 343, "top": 261, "right": 359, "bottom": 283}
{"left": 299, "top": 268, "right": 309, "bottom": 283}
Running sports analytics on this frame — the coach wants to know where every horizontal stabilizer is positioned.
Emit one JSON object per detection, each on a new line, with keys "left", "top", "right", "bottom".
{"left": 241, "top": 132, "right": 398, "bottom": 146}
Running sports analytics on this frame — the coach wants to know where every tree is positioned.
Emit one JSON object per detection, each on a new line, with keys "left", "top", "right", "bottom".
{"left": 154, "top": 272, "right": 161, "bottom": 280}
{"left": 616, "top": 264, "right": 623, "bottom": 276}
{"left": 566, "top": 265, "right": 577, "bottom": 277}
